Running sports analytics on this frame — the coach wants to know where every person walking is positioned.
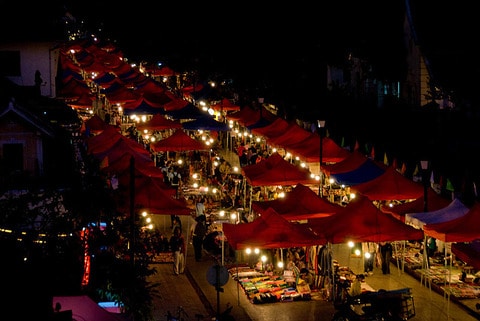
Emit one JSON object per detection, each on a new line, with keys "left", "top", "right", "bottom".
{"left": 379, "top": 242, "right": 393, "bottom": 274}
{"left": 168, "top": 166, "right": 182, "bottom": 198}
{"left": 195, "top": 197, "right": 205, "bottom": 217}
{"left": 191, "top": 215, "right": 207, "bottom": 261}
{"left": 379, "top": 242, "right": 392, "bottom": 274}
{"left": 171, "top": 216, "right": 182, "bottom": 234}
{"left": 170, "top": 226, "right": 185, "bottom": 275}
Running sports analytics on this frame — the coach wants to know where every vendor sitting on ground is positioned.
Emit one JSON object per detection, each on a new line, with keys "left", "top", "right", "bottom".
{"left": 349, "top": 273, "right": 366, "bottom": 297}
{"left": 299, "top": 268, "right": 315, "bottom": 288}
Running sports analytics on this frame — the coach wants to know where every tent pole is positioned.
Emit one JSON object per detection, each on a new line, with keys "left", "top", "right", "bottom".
{"left": 221, "top": 223, "right": 224, "bottom": 266}
{"left": 236, "top": 252, "right": 240, "bottom": 306}
{"left": 249, "top": 186, "right": 253, "bottom": 216}
{"left": 243, "top": 178, "right": 247, "bottom": 209}
{"left": 185, "top": 216, "right": 190, "bottom": 270}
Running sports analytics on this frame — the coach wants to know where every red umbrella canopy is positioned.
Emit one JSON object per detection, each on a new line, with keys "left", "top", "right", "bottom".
{"left": 99, "top": 151, "right": 154, "bottom": 174}
{"left": 351, "top": 166, "right": 424, "bottom": 201}
{"left": 210, "top": 98, "right": 240, "bottom": 112}
{"left": 380, "top": 187, "right": 451, "bottom": 222}
{"left": 84, "top": 123, "right": 122, "bottom": 150}
{"left": 136, "top": 114, "right": 182, "bottom": 132}
{"left": 285, "top": 135, "right": 351, "bottom": 164}
{"left": 117, "top": 173, "right": 176, "bottom": 198}
{"left": 252, "top": 183, "right": 342, "bottom": 220}
{"left": 423, "top": 202, "right": 480, "bottom": 243}
{"left": 308, "top": 195, "right": 424, "bottom": 244}
{"left": 117, "top": 177, "right": 191, "bottom": 216}
{"left": 150, "top": 129, "right": 208, "bottom": 152}
{"left": 90, "top": 136, "right": 150, "bottom": 161}
{"left": 322, "top": 150, "right": 369, "bottom": 175}
{"left": 222, "top": 207, "right": 324, "bottom": 250}
{"left": 241, "top": 152, "right": 317, "bottom": 186}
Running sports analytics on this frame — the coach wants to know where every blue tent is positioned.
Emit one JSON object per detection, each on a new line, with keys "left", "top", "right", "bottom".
{"left": 182, "top": 115, "right": 230, "bottom": 131}
{"left": 330, "top": 159, "right": 385, "bottom": 186}
{"left": 164, "top": 103, "right": 205, "bottom": 121}
{"left": 405, "top": 198, "right": 469, "bottom": 229}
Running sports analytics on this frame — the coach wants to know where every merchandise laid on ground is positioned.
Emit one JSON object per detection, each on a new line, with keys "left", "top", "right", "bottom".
{"left": 209, "top": 241, "right": 480, "bottom": 320}
{"left": 152, "top": 252, "right": 174, "bottom": 263}
{"left": 227, "top": 264, "right": 319, "bottom": 304}
{"left": 392, "top": 241, "right": 480, "bottom": 315}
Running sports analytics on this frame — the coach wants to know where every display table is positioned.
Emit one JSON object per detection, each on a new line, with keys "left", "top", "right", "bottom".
{"left": 227, "top": 265, "right": 314, "bottom": 304}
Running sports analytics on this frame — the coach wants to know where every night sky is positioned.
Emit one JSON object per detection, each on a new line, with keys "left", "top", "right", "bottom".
{"left": 1, "top": 1, "right": 476, "bottom": 101}
{"left": 1, "top": 1, "right": 480, "bottom": 185}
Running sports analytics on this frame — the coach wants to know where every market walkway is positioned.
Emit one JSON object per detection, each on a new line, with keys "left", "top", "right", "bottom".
{"left": 148, "top": 214, "right": 480, "bottom": 321}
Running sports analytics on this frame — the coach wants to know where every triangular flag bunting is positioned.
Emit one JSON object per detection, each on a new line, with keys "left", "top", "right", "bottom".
{"left": 383, "top": 152, "right": 389, "bottom": 166}
{"left": 412, "top": 164, "right": 419, "bottom": 177}
{"left": 400, "top": 162, "right": 407, "bottom": 175}
{"left": 354, "top": 140, "right": 359, "bottom": 151}
{"left": 446, "top": 178, "right": 455, "bottom": 192}
{"left": 99, "top": 156, "right": 109, "bottom": 169}
{"left": 392, "top": 158, "right": 397, "bottom": 169}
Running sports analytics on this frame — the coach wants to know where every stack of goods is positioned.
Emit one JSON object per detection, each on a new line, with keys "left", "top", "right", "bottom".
{"left": 228, "top": 265, "right": 311, "bottom": 304}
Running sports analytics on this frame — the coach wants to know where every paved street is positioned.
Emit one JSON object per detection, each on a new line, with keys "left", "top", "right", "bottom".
{"left": 147, "top": 213, "right": 480, "bottom": 321}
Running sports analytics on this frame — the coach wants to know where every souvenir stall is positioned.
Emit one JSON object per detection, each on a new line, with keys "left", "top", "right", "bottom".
{"left": 222, "top": 208, "right": 324, "bottom": 304}
{"left": 240, "top": 152, "right": 318, "bottom": 214}
{"left": 422, "top": 203, "right": 480, "bottom": 301}
{"left": 307, "top": 195, "right": 424, "bottom": 303}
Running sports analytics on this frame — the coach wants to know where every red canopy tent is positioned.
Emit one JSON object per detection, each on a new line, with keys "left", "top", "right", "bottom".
{"left": 84, "top": 124, "right": 122, "bottom": 149}
{"left": 99, "top": 151, "right": 155, "bottom": 174}
{"left": 380, "top": 187, "right": 452, "bottom": 222}
{"left": 152, "top": 66, "right": 177, "bottom": 77}
{"left": 68, "top": 92, "right": 95, "bottom": 110}
{"left": 267, "top": 123, "right": 313, "bottom": 148}
{"left": 134, "top": 78, "right": 166, "bottom": 95}
{"left": 117, "top": 177, "right": 191, "bottom": 216}
{"left": 241, "top": 153, "right": 317, "bottom": 186}
{"left": 251, "top": 183, "right": 342, "bottom": 220}
{"left": 122, "top": 96, "right": 166, "bottom": 115}
{"left": 103, "top": 83, "right": 140, "bottom": 104}
{"left": 226, "top": 106, "right": 277, "bottom": 127}
{"left": 58, "top": 77, "right": 92, "bottom": 100}
{"left": 222, "top": 208, "right": 324, "bottom": 250}
{"left": 117, "top": 172, "right": 176, "bottom": 198}
{"left": 404, "top": 198, "right": 469, "bottom": 229}
{"left": 90, "top": 137, "right": 150, "bottom": 162}
{"left": 162, "top": 97, "right": 190, "bottom": 111}
{"left": 250, "top": 117, "right": 292, "bottom": 138}
{"left": 136, "top": 114, "right": 182, "bottom": 132}
{"left": 308, "top": 195, "right": 424, "bottom": 244}
{"left": 423, "top": 202, "right": 480, "bottom": 242}
{"left": 451, "top": 241, "right": 480, "bottom": 271}
{"left": 322, "top": 150, "right": 370, "bottom": 175}
{"left": 150, "top": 129, "right": 208, "bottom": 152}
{"left": 84, "top": 115, "right": 111, "bottom": 136}
{"left": 351, "top": 167, "right": 424, "bottom": 201}
{"left": 285, "top": 136, "right": 351, "bottom": 163}
{"left": 210, "top": 98, "right": 240, "bottom": 112}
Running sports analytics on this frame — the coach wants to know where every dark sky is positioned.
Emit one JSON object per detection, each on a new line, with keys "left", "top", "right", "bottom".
{"left": 0, "top": 1, "right": 477, "bottom": 105}
{"left": 1, "top": 2, "right": 405, "bottom": 68}
{"left": 1, "top": 1, "right": 480, "bottom": 185}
